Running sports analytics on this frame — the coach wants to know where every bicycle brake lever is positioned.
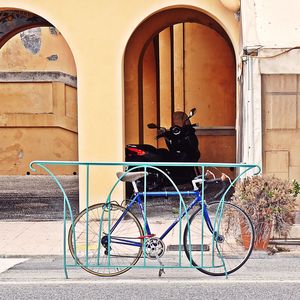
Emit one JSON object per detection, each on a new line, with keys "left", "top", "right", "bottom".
{"left": 221, "top": 173, "right": 232, "bottom": 183}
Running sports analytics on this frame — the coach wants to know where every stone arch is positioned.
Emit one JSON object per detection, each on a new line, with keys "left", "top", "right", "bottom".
{"left": 0, "top": 9, "right": 51, "bottom": 48}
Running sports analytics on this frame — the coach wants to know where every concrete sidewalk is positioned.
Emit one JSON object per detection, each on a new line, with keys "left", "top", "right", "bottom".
{"left": 0, "top": 220, "right": 300, "bottom": 258}
{"left": 0, "top": 221, "right": 66, "bottom": 256}
{"left": 0, "top": 218, "right": 186, "bottom": 257}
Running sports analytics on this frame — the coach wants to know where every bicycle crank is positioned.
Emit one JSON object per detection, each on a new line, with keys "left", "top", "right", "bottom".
{"left": 144, "top": 237, "right": 165, "bottom": 260}
{"left": 144, "top": 237, "right": 166, "bottom": 277}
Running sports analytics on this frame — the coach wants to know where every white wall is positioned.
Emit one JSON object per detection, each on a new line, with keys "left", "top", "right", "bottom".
{"left": 242, "top": 0, "right": 300, "bottom": 48}
{"left": 240, "top": 0, "right": 300, "bottom": 171}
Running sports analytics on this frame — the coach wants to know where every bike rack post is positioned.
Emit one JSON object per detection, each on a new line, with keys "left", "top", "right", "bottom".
{"left": 30, "top": 161, "right": 261, "bottom": 279}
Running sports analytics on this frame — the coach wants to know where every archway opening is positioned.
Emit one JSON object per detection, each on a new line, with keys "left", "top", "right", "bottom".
{"left": 124, "top": 7, "right": 236, "bottom": 175}
{"left": 0, "top": 9, "right": 78, "bottom": 220}
{"left": 0, "top": 9, "right": 78, "bottom": 175}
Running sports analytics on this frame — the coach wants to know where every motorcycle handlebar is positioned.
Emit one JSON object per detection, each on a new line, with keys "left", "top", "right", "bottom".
{"left": 155, "top": 133, "right": 165, "bottom": 140}
{"left": 192, "top": 172, "right": 230, "bottom": 191}
{"left": 155, "top": 124, "right": 198, "bottom": 140}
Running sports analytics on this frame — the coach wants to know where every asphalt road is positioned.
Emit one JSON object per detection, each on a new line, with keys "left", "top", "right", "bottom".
{"left": 0, "top": 176, "right": 79, "bottom": 220}
{"left": 0, "top": 254, "right": 300, "bottom": 299}
{"left": 0, "top": 280, "right": 299, "bottom": 300}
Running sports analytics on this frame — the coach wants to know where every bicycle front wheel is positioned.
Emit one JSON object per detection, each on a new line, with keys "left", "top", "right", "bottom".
{"left": 68, "top": 203, "right": 143, "bottom": 277}
{"left": 183, "top": 201, "right": 254, "bottom": 276}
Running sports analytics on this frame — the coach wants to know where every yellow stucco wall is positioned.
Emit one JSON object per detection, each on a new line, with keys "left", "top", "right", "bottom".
{"left": 0, "top": 26, "right": 78, "bottom": 174}
{"left": 0, "top": 0, "right": 239, "bottom": 207}
{"left": 0, "top": 27, "right": 76, "bottom": 75}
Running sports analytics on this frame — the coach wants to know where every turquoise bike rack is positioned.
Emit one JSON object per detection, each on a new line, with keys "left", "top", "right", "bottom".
{"left": 29, "top": 161, "right": 261, "bottom": 279}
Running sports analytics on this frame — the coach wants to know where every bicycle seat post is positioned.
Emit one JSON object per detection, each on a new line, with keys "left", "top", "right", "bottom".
{"left": 132, "top": 180, "right": 139, "bottom": 194}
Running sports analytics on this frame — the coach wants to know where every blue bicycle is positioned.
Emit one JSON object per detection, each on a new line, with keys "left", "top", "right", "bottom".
{"left": 68, "top": 171, "right": 255, "bottom": 277}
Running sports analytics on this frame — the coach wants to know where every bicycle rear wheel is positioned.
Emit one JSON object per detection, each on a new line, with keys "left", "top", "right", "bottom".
{"left": 183, "top": 201, "right": 254, "bottom": 276}
{"left": 68, "top": 203, "right": 143, "bottom": 277}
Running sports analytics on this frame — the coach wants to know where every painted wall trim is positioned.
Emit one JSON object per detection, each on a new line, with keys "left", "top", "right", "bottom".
{"left": 195, "top": 127, "right": 236, "bottom": 136}
{"left": 0, "top": 71, "right": 77, "bottom": 87}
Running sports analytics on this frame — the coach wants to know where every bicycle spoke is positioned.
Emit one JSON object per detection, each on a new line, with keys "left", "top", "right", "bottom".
{"left": 184, "top": 201, "right": 254, "bottom": 276}
{"left": 68, "top": 203, "right": 143, "bottom": 277}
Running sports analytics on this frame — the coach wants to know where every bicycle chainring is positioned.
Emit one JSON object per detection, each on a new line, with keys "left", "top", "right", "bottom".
{"left": 144, "top": 237, "right": 165, "bottom": 260}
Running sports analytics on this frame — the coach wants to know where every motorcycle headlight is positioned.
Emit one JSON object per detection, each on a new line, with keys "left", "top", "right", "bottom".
{"left": 171, "top": 126, "right": 181, "bottom": 135}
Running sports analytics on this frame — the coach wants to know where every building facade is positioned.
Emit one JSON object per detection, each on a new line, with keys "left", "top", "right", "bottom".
{"left": 0, "top": 1, "right": 299, "bottom": 231}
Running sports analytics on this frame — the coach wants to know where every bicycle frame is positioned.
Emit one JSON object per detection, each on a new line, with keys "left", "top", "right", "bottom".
{"left": 108, "top": 190, "right": 215, "bottom": 248}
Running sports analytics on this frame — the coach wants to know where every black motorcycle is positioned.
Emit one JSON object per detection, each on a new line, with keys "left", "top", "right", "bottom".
{"left": 125, "top": 108, "right": 200, "bottom": 193}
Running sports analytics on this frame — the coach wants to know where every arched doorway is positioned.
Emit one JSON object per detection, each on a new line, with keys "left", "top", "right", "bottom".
{"left": 124, "top": 7, "right": 236, "bottom": 173}
{"left": 0, "top": 9, "right": 78, "bottom": 175}
{"left": 0, "top": 9, "right": 78, "bottom": 220}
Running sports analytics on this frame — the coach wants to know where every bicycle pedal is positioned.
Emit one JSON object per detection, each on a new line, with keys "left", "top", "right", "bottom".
{"left": 158, "top": 268, "right": 165, "bottom": 277}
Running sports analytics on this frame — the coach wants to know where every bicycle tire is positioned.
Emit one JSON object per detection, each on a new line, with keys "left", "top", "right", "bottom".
{"left": 68, "top": 203, "right": 143, "bottom": 277}
{"left": 183, "top": 201, "right": 254, "bottom": 276}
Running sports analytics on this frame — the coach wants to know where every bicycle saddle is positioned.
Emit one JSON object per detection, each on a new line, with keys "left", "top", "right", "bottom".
{"left": 116, "top": 171, "right": 148, "bottom": 182}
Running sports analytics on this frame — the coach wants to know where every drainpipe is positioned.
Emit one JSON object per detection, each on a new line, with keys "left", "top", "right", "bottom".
{"left": 240, "top": 53, "right": 251, "bottom": 166}
{"left": 243, "top": 46, "right": 263, "bottom": 170}
{"left": 247, "top": 55, "right": 254, "bottom": 164}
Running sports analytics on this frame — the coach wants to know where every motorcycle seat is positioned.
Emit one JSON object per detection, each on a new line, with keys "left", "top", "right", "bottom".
{"left": 116, "top": 171, "right": 148, "bottom": 182}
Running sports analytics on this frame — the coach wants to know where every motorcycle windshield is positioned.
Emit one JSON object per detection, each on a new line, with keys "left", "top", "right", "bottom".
{"left": 172, "top": 111, "right": 191, "bottom": 126}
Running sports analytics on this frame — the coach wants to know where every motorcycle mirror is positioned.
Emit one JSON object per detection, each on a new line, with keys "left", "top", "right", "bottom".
{"left": 189, "top": 108, "right": 197, "bottom": 118}
{"left": 147, "top": 123, "right": 158, "bottom": 129}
